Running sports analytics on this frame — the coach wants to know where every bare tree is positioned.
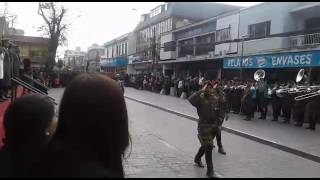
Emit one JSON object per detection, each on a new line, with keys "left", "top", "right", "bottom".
{"left": 38, "top": 2, "right": 69, "bottom": 73}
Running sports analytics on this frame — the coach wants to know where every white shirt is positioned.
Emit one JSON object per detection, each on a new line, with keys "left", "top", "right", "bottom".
{"left": 0, "top": 52, "right": 4, "bottom": 79}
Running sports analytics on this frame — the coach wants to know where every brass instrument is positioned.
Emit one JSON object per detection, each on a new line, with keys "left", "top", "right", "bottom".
{"left": 294, "top": 69, "right": 320, "bottom": 101}
{"left": 254, "top": 69, "right": 265, "bottom": 82}
{"left": 295, "top": 89, "right": 320, "bottom": 101}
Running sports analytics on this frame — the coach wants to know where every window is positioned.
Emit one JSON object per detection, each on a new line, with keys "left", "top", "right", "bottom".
{"left": 216, "top": 28, "right": 231, "bottom": 42}
{"left": 179, "top": 38, "right": 193, "bottom": 57}
{"left": 248, "top": 21, "right": 270, "bottom": 38}
{"left": 195, "top": 34, "right": 215, "bottom": 55}
{"left": 164, "top": 41, "right": 176, "bottom": 52}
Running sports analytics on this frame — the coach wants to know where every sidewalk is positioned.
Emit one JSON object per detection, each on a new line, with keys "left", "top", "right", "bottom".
{"left": 124, "top": 87, "right": 320, "bottom": 160}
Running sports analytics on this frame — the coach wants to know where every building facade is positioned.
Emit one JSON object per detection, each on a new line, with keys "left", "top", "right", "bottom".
{"left": 4, "top": 35, "right": 49, "bottom": 69}
{"left": 222, "top": 2, "right": 320, "bottom": 82}
{"left": 63, "top": 47, "right": 87, "bottom": 71}
{"left": 103, "top": 33, "right": 129, "bottom": 74}
{"left": 127, "top": 2, "right": 241, "bottom": 75}
{"left": 86, "top": 44, "right": 106, "bottom": 72}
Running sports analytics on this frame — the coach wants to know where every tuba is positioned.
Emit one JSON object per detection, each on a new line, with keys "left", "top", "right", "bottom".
{"left": 254, "top": 69, "right": 265, "bottom": 82}
{"left": 294, "top": 69, "right": 320, "bottom": 101}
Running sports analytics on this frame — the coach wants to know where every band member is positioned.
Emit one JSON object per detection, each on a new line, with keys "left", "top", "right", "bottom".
{"left": 232, "top": 82, "right": 242, "bottom": 114}
{"left": 305, "top": 96, "right": 320, "bottom": 130}
{"left": 271, "top": 83, "right": 282, "bottom": 121}
{"left": 241, "top": 85, "right": 255, "bottom": 121}
{"left": 224, "top": 81, "right": 232, "bottom": 113}
{"left": 281, "top": 82, "right": 295, "bottom": 123}
{"left": 188, "top": 82, "right": 226, "bottom": 178}
{"left": 257, "top": 79, "right": 268, "bottom": 119}
{"left": 293, "top": 96, "right": 308, "bottom": 127}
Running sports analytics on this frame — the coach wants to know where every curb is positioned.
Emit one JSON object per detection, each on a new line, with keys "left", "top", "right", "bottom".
{"left": 125, "top": 95, "right": 320, "bottom": 164}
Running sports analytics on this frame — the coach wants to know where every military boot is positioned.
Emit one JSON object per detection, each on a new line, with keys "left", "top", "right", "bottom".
{"left": 194, "top": 146, "right": 205, "bottom": 168}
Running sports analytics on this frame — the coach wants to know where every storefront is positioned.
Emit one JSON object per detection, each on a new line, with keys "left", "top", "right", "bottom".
{"left": 100, "top": 57, "right": 128, "bottom": 74}
{"left": 223, "top": 50, "right": 320, "bottom": 82}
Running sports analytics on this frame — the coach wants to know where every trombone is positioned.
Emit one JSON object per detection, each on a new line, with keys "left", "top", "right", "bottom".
{"left": 295, "top": 89, "right": 320, "bottom": 101}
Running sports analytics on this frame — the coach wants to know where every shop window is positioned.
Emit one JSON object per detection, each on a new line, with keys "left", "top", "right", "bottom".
{"left": 248, "top": 21, "right": 271, "bottom": 38}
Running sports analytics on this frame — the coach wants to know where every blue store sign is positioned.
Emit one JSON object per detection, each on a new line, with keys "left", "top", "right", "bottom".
{"left": 223, "top": 51, "right": 320, "bottom": 69}
{"left": 100, "top": 57, "right": 127, "bottom": 68}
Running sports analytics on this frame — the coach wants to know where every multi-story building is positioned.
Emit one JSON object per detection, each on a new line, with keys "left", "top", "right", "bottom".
{"left": 4, "top": 34, "right": 49, "bottom": 69}
{"left": 158, "top": 10, "right": 241, "bottom": 79}
{"left": 222, "top": 2, "right": 320, "bottom": 82}
{"left": 103, "top": 33, "right": 129, "bottom": 74}
{"left": 128, "top": 2, "right": 241, "bottom": 75}
{"left": 63, "top": 47, "right": 87, "bottom": 71}
{"left": 86, "top": 44, "right": 106, "bottom": 72}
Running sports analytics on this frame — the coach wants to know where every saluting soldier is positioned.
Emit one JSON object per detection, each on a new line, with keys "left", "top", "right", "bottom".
{"left": 188, "top": 81, "right": 227, "bottom": 178}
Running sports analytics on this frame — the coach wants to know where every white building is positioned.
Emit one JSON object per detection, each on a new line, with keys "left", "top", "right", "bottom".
{"left": 64, "top": 47, "right": 87, "bottom": 71}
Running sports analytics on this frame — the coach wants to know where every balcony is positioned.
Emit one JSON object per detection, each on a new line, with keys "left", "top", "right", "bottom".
{"left": 290, "top": 33, "right": 320, "bottom": 48}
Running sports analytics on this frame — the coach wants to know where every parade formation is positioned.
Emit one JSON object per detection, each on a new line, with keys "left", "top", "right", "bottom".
{"left": 0, "top": 1, "right": 320, "bottom": 178}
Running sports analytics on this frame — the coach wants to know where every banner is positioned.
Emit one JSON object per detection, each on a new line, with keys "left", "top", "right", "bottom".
{"left": 223, "top": 50, "right": 320, "bottom": 69}
{"left": 100, "top": 57, "right": 127, "bottom": 67}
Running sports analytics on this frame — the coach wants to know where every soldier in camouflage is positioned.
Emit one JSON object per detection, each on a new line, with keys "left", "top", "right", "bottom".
{"left": 188, "top": 81, "right": 227, "bottom": 178}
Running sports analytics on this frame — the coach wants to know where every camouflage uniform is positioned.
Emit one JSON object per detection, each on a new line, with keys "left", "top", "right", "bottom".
{"left": 188, "top": 89, "right": 226, "bottom": 177}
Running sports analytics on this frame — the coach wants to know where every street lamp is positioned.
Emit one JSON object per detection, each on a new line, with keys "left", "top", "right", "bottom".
{"left": 240, "top": 34, "right": 248, "bottom": 81}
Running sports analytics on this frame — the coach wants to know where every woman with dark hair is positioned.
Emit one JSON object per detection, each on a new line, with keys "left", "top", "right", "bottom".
{"left": 0, "top": 94, "right": 55, "bottom": 177}
{"left": 31, "top": 73, "right": 130, "bottom": 178}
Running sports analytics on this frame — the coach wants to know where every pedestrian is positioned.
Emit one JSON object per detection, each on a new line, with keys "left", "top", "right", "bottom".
{"left": 0, "top": 94, "right": 55, "bottom": 177}
{"left": 178, "top": 78, "right": 184, "bottom": 97}
{"left": 30, "top": 73, "right": 130, "bottom": 178}
{"left": 188, "top": 82, "right": 227, "bottom": 178}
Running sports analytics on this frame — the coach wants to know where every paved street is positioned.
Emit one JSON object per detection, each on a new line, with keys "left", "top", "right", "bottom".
{"left": 49, "top": 88, "right": 320, "bottom": 178}
{"left": 124, "top": 87, "right": 320, "bottom": 159}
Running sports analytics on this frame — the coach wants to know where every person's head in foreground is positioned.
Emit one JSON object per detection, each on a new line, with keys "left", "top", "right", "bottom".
{"left": 0, "top": 94, "right": 55, "bottom": 177}
{"left": 37, "top": 73, "right": 129, "bottom": 178}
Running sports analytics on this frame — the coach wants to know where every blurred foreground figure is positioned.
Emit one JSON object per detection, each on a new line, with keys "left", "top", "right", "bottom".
{"left": 0, "top": 94, "right": 55, "bottom": 177}
{"left": 31, "top": 73, "right": 130, "bottom": 178}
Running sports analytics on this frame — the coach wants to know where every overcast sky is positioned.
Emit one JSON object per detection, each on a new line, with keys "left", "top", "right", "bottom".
{"left": 3, "top": 2, "right": 262, "bottom": 57}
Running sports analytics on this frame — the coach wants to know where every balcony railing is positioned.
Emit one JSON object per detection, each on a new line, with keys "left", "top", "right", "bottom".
{"left": 290, "top": 33, "right": 320, "bottom": 48}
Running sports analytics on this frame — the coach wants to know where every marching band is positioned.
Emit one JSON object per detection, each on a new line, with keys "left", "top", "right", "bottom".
{"left": 223, "top": 69, "right": 320, "bottom": 130}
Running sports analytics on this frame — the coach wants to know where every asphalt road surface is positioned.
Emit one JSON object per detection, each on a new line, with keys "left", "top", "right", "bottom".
{"left": 49, "top": 88, "right": 320, "bottom": 178}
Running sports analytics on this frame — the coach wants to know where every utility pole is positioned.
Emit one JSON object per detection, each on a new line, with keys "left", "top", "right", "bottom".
{"left": 240, "top": 34, "right": 248, "bottom": 81}
{"left": 151, "top": 27, "right": 156, "bottom": 74}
